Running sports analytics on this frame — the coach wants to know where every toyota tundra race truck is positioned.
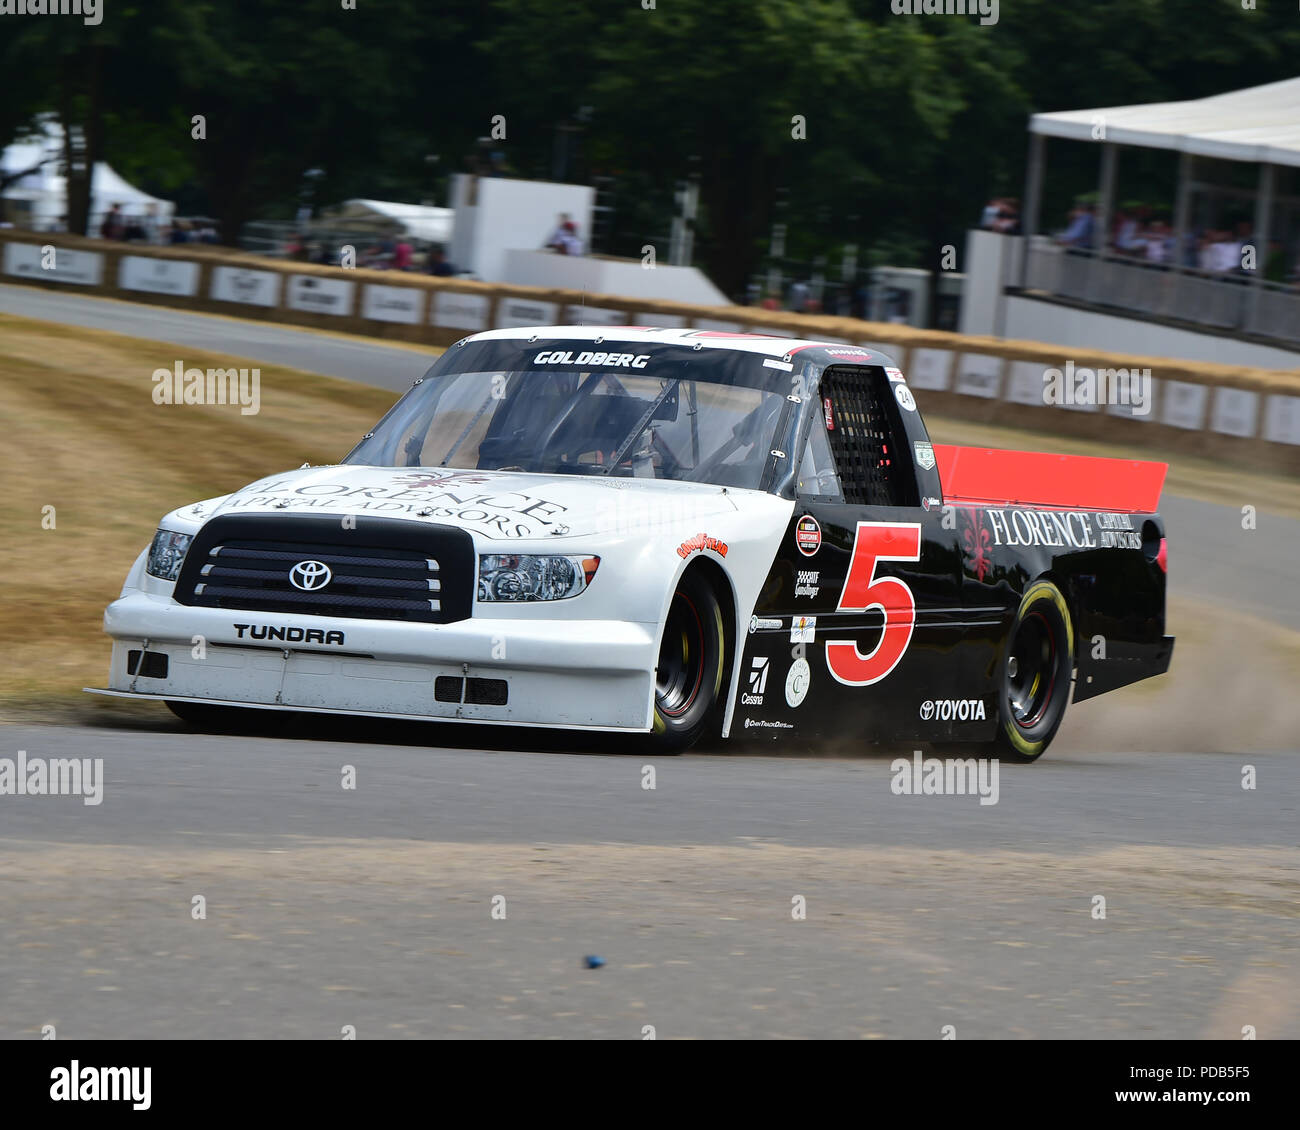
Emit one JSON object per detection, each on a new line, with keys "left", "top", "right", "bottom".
{"left": 89, "top": 326, "right": 1174, "bottom": 758}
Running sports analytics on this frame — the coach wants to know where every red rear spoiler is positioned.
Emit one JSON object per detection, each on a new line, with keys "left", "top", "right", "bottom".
{"left": 933, "top": 445, "right": 1168, "bottom": 513}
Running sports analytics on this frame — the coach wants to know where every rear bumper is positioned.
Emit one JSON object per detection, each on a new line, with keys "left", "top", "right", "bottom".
{"left": 1073, "top": 633, "right": 1174, "bottom": 702}
{"left": 97, "top": 592, "right": 658, "bottom": 730}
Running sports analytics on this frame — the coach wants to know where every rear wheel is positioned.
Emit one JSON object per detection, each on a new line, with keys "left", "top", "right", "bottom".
{"left": 993, "top": 581, "right": 1073, "bottom": 762}
{"left": 648, "top": 571, "right": 727, "bottom": 753}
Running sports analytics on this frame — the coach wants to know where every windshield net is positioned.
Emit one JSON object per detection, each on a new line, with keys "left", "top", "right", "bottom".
{"left": 345, "top": 358, "right": 796, "bottom": 490}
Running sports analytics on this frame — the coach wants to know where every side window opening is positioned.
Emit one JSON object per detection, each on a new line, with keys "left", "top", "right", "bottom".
{"left": 819, "top": 366, "right": 917, "bottom": 507}
{"left": 797, "top": 412, "right": 843, "bottom": 499}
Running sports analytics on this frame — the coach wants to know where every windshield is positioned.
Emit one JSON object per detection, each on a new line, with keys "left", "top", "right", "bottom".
{"left": 345, "top": 343, "right": 803, "bottom": 491}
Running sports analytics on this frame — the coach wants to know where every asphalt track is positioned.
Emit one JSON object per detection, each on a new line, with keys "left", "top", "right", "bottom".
{"left": 1, "top": 281, "right": 1297, "bottom": 1039}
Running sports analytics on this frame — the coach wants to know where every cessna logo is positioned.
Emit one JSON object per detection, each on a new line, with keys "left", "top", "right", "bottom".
{"left": 289, "top": 560, "right": 332, "bottom": 590}
{"left": 234, "top": 624, "right": 346, "bottom": 645}
{"left": 534, "top": 351, "right": 650, "bottom": 368}
{"left": 742, "top": 656, "right": 769, "bottom": 705}
{"left": 920, "top": 698, "right": 986, "bottom": 722}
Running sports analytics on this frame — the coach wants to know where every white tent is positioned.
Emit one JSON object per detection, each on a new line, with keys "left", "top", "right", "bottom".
{"left": 1030, "top": 76, "right": 1300, "bottom": 168}
{"left": 319, "top": 198, "right": 454, "bottom": 244}
{"left": 1, "top": 118, "right": 175, "bottom": 232}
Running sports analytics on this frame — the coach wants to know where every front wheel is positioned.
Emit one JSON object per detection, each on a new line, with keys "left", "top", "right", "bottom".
{"left": 648, "top": 571, "right": 728, "bottom": 753}
{"left": 993, "top": 580, "right": 1074, "bottom": 762}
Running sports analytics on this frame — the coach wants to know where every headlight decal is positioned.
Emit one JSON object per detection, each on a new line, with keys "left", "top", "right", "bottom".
{"left": 146, "top": 529, "right": 194, "bottom": 582}
{"left": 477, "top": 554, "right": 599, "bottom": 602}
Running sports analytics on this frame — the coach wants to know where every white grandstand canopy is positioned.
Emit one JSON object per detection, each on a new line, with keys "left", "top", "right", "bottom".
{"left": 1030, "top": 76, "right": 1300, "bottom": 168}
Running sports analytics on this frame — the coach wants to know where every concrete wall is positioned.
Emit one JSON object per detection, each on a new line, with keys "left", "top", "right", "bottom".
{"left": 502, "top": 249, "right": 729, "bottom": 306}
{"left": 1002, "top": 293, "right": 1300, "bottom": 370}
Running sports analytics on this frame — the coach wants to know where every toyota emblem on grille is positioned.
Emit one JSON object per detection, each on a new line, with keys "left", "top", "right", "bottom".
{"left": 289, "top": 560, "right": 333, "bottom": 591}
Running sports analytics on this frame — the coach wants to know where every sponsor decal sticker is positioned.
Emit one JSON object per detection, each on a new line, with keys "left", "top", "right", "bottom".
{"left": 985, "top": 508, "right": 1096, "bottom": 550}
{"left": 914, "top": 441, "right": 936, "bottom": 471}
{"left": 222, "top": 478, "right": 568, "bottom": 538}
{"left": 677, "top": 532, "right": 729, "bottom": 560}
{"left": 742, "top": 656, "right": 770, "bottom": 705}
{"left": 795, "top": 515, "right": 822, "bottom": 557}
{"left": 885, "top": 367, "right": 905, "bottom": 383}
{"left": 790, "top": 615, "right": 816, "bottom": 644}
{"left": 763, "top": 358, "right": 794, "bottom": 372}
{"left": 533, "top": 350, "right": 649, "bottom": 368}
{"left": 895, "top": 384, "right": 917, "bottom": 412}
{"left": 919, "top": 698, "right": 987, "bottom": 722}
{"left": 785, "top": 658, "right": 811, "bottom": 707}
{"left": 921, "top": 496, "right": 942, "bottom": 512}
{"left": 794, "top": 569, "right": 820, "bottom": 598}
{"left": 1095, "top": 511, "right": 1142, "bottom": 548}
{"left": 823, "top": 396, "right": 834, "bottom": 430}
{"left": 744, "top": 718, "right": 793, "bottom": 730}
{"left": 748, "top": 615, "right": 782, "bottom": 634}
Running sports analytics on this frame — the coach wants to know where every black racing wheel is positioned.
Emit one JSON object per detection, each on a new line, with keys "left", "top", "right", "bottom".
{"left": 993, "top": 580, "right": 1074, "bottom": 762}
{"left": 648, "top": 570, "right": 728, "bottom": 753}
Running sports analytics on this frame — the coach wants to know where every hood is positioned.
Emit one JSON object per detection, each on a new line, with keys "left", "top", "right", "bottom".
{"left": 201, "top": 465, "right": 746, "bottom": 541}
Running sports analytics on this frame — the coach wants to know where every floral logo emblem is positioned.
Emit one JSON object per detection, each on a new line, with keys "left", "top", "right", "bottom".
{"left": 960, "top": 509, "right": 992, "bottom": 582}
{"left": 393, "top": 470, "right": 494, "bottom": 489}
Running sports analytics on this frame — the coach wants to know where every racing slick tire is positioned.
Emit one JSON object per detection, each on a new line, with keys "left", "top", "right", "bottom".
{"left": 647, "top": 570, "right": 728, "bottom": 754}
{"left": 993, "top": 580, "right": 1073, "bottom": 763}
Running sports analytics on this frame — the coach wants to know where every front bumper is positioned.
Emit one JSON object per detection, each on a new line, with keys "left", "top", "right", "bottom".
{"left": 93, "top": 592, "right": 658, "bottom": 731}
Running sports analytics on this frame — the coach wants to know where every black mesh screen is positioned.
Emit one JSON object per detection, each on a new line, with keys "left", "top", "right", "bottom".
{"left": 820, "top": 367, "right": 912, "bottom": 507}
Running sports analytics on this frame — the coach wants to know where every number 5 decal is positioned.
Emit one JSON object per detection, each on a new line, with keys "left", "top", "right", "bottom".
{"left": 825, "top": 521, "right": 921, "bottom": 686}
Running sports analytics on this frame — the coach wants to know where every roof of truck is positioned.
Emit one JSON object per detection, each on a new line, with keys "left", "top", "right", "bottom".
{"left": 465, "top": 325, "right": 899, "bottom": 364}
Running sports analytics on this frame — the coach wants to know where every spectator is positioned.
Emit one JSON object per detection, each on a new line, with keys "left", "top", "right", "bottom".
{"left": 1203, "top": 229, "right": 1240, "bottom": 274}
{"left": 544, "top": 213, "right": 574, "bottom": 252}
{"left": 392, "top": 238, "right": 413, "bottom": 271}
{"left": 100, "top": 203, "right": 125, "bottom": 241}
{"left": 545, "top": 219, "right": 583, "bottom": 256}
{"left": 1057, "top": 202, "right": 1095, "bottom": 249}
{"left": 1113, "top": 208, "right": 1148, "bottom": 255}
{"left": 1143, "top": 220, "right": 1173, "bottom": 264}
{"left": 427, "top": 247, "right": 455, "bottom": 276}
{"left": 992, "top": 199, "right": 1021, "bottom": 235}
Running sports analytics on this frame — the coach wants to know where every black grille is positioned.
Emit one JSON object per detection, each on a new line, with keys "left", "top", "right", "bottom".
{"left": 821, "top": 367, "right": 915, "bottom": 507}
{"left": 174, "top": 514, "right": 475, "bottom": 624}
{"left": 127, "top": 650, "right": 169, "bottom": 679}
{"left": 466, "top": 677, "right": 508, "bottom": 705}
{"left": 434, "top": 676, "right": 463, "bottom": 702}
{"left": 432, "top": 676, "right": 509, "bottom": 706}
